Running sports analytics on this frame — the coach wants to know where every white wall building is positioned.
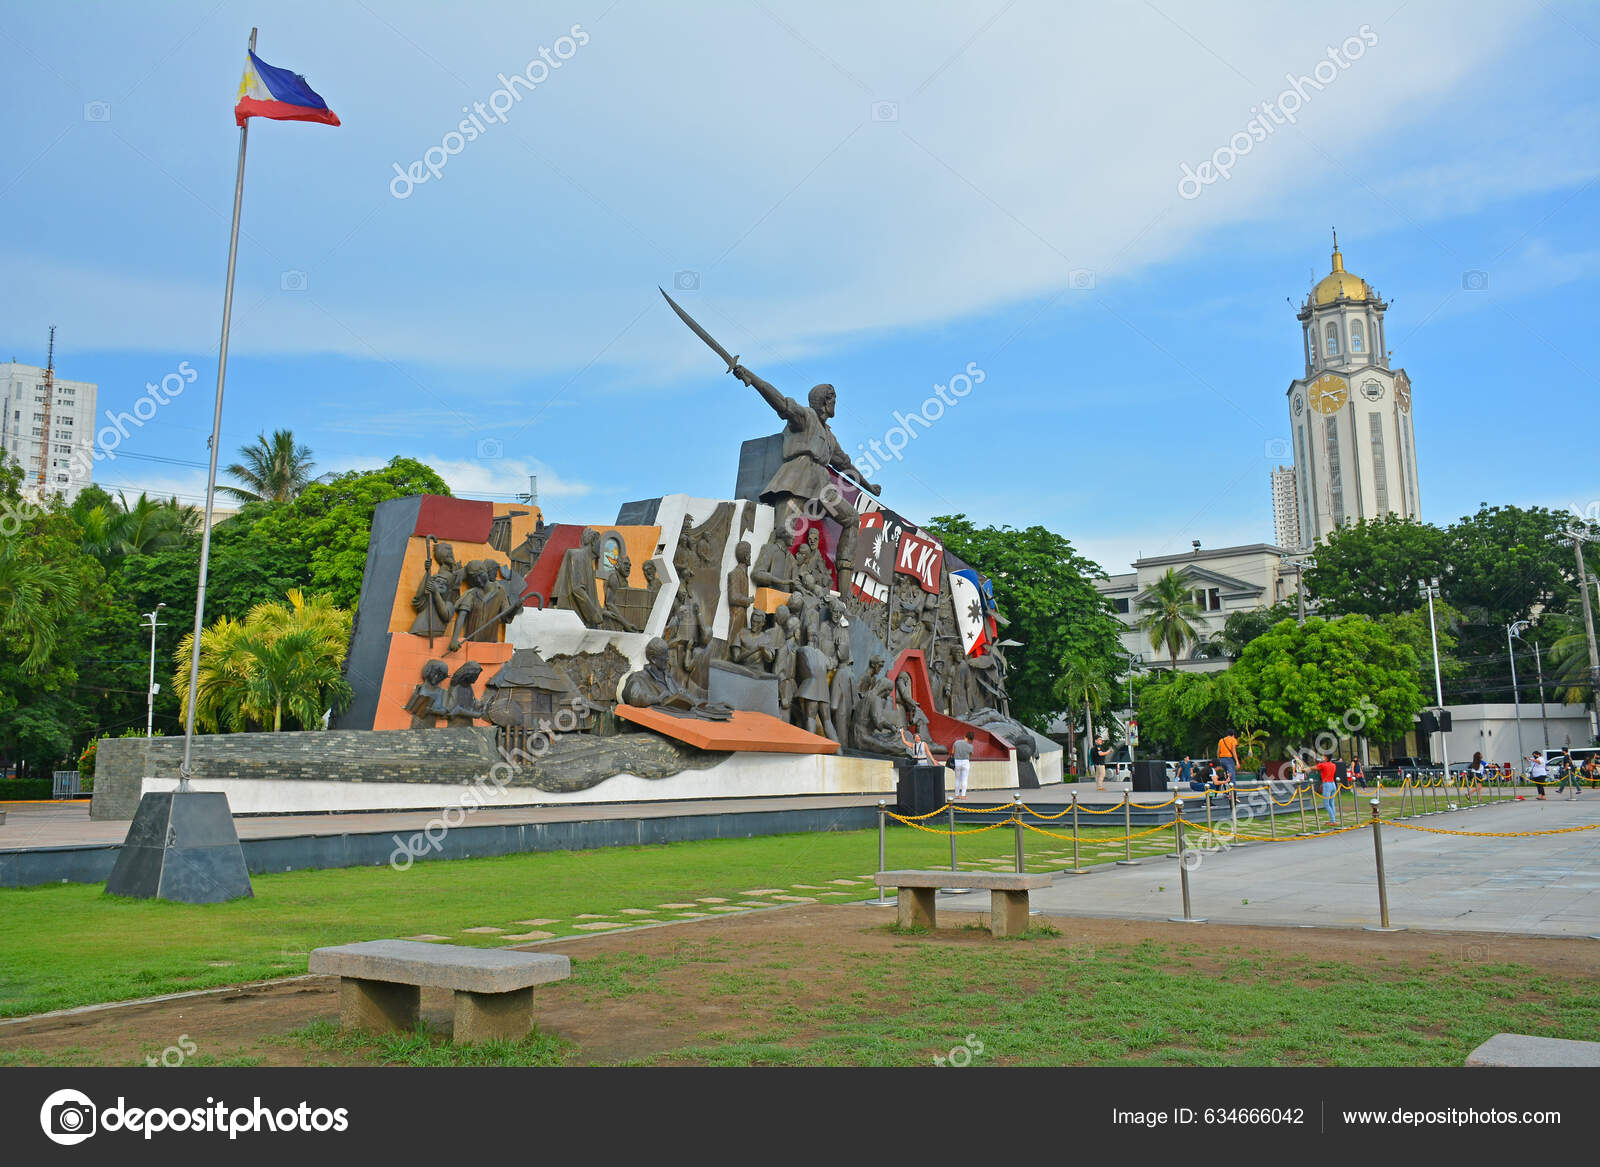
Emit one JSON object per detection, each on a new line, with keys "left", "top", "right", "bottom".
{"left": 1276, "top": 234, "right": 1421, "bottom": 547}
{"left": 1096, "top": 542, "right": 1296, "bottom": 672}
{"left": 0, "top": 361, "right": 97, "bottom": 502}
{"left": 1438, "top": 703, "right": 1593, "bottom": 768}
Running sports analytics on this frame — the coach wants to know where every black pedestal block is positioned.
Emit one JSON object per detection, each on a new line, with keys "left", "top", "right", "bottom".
{"left": 105, "top": 791, "right": 254, "bottom": 903}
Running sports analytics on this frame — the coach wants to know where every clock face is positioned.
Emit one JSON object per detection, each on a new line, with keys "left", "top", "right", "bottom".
{"left": 1361, "top": 380, "right": 1383, "bottom": 402}
{"left": 1395, "top": 372, "right": 1411, "bottom": 412}
{"left": 1310, "top": 373, "right": 1349, "bottom": 415}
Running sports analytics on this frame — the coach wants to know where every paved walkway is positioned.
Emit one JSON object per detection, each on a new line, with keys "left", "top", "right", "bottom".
{"left": 1027, "top": 796, "right": 1600, "bottom": 937}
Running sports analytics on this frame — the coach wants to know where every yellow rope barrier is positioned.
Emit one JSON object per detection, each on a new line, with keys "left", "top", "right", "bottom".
{"left": 885, "top": 811, "right": 1010, "bottom": 836}
{"left": 1381, "top": 819, "right": 1600, "bottom": 839}
{"left": 893, "top": 803, "right": 952, "bottom": 821}
{"left": 1020, "top": 819, "right": 1175, "bottom": 842}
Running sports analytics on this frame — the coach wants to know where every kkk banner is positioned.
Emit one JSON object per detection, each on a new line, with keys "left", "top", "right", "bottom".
{"left": 949, "top": 568, "right": 990, "bottom": 656}
{"left": 853, "top": 510, "right": 893, "bottom": 603}
{"left": 895, "top": 529, "right": 944, "bottom": 594}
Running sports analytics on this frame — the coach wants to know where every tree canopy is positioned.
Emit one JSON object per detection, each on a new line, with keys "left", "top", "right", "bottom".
{"left": 924, "top": 515, "right": 1124, "bottom": 732}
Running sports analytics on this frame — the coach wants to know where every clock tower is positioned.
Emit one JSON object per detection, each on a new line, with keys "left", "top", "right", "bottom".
{"left": 1279, "top": 232, "right": 1420, "bottom": 547}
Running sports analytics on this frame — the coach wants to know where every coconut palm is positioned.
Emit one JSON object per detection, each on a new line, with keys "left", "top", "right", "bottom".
{"left": 1056, "top": 658, "right": 1111, "bottom": 776}
{"left": 0, "top": 538, "right": 59, "bottom": 674}
{"left": 77, "top": 492, "right": 198, "bottom": 564}
{"left": 219, "top": 429, "right": 316, "bottom": 504}
{"left": 1136, "top": 568, "right": 1206, "bottom": 668}
{"left": 173, "top": 589, "right": 353, "bottom": 732}
{"left": 1546, "top": 612, "right": 1596, "bottom": 704}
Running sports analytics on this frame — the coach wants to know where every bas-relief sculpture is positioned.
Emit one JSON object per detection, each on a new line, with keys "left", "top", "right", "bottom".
{"left": 405, "top": 659, "right": 450, "bottom": 728}
{"left": 751, "top": 525, "right": 797, "bottom": 593}
{"left": 551, "top": 528, "right": 604, "bottom": 627}
{"left": 448, "top": 560, "right": 522, "bottom": 653}
{"left": 726, "top": 606, "right": 773, "bottom": 676}
{"left": 793, "top": 526, "right": 833, "bottom": 596}
{"left": 793, "top": 606, "right": 835, "bottom": 741}
{"left": 850, "top": 654, "right": 909, "bottom": 756}
{"left": 509, "top": 516, "right": 551, "bottom": 580}
{"left": 620, "top": 636, "right": 733, "bottom": 720}
{"left": 409, "top": 538, "right": 462, "bottom": 638}
{"left": 445, "top": 661, "right": 486, "bottom": 727}
{"left": 726, "top": 539, "right": 753, "bottom": 643}
{"left": 482, "top": 649, "right": 583, "bottom": 731}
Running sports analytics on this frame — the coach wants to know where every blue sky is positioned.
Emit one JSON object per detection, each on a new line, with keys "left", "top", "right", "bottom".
{"left": 2, "top": 0, "right": 1596, "bottom": 574}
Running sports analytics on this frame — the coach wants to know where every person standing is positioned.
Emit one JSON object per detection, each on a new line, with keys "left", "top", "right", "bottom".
{"left": 1350, "top": 758, "right": 1366, "bottom": 790}
{"left": 1216, "top": 731, "right": 1239, "bottom": 783}
{"left": 951, "top": 731, "right": 975, "bottom": 800}
{"left": 1555, "top": 748, "right": 1579, "bottom": 800}
{"left": 1468, "top": 751, "right": 1486, "bottom": 800}
{"left": 1316, "top": 753, "right": 1339, "bottom": 823}
{"left": 1528, "top": 751, "right": 1549, "bottom": 801}
{"left": 1178, "top": 754, "right": 1204, "bottom": 792}
{"left": 1090, "top": 736, "right": 1109, "bottom": 791}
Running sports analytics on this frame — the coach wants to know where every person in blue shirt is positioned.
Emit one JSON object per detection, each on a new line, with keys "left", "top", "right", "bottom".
{"left": 1178, "top": 754, "right": 1205, "bottom": 792}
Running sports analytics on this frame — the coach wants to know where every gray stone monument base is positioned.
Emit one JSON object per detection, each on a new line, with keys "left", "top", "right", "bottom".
{"left": 707, "top": 660, "right": 780, "bottom": 717}
{"left": 104, "top": 790, "right": 254, "bottom": 903}
{"left": 1466, "top": 1033, "right": 1600, "bottom": 1067}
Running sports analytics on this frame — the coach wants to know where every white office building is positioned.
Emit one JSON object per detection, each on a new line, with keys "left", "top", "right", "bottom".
{"left": 0, "top": 361, "right": 97, "bottom": 502}
{"left": 1276, "top": 234, "right": 1421, "bottom": 546}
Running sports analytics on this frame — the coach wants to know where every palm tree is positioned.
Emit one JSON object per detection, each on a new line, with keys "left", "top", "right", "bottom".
{"left": 1546, "top": 612, "right": 1596, "bottom": 704}
{"left": 1056, "top": 658, "right": 1110, "bottom": 776}
{"left": 0, "top": 538, "right": 61, "bottom": 674}
{"left": 1136, "top": 568, "right": 1206, "bottom": 668}
{"left": 219, "top": 429, "right": 315, "bottom": 504}
{"left": 173, "top": 589, "right": 353, "bottom": 732}
{"left": 77, "top": 493, "right": 198, "bottom": 565}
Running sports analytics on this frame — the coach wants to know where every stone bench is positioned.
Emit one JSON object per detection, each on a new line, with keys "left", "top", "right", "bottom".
{"left": 1466, "top": 1033, "right": 1600, "bottom": 1067}
{"left": 308, "top": 939, "right": 570, "bottom": 1044}
{"left": 873, "top": 870, "right": 1053, "bottom": 937}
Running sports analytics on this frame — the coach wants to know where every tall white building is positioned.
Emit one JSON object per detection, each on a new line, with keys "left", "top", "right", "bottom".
{"left": 1276, "top": 234, "right": 1421, "bottom": 546}
{"left": 1270, "top": 465, "right": 1300, "bottom": 549}
{"left": 0, "top": 361, "right": 97, "bottom": 502}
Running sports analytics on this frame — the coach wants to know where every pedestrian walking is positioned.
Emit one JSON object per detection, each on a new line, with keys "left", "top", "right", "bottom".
{"left": 1316, "top": 753, "right": 1339, "bottom": 823}
{"left": 1555, "top": 748, "right": 1579, "bottom": 800}
{"left": 951, "top": 731, "right": 974, "bottom": 800}
{"left": 1216, "top": 731, "right": 1239, "bottom": 783}
{"left": 1350, "top": 758, "right": 1366, "bottom": 790}
{"left": 1528, "top": 751, "right": 1549, "bottom": 801}
{"left": 1468, "top": 751, "right": 1486, "bottom": 799}
{"left": 1090, "top": 735, "right": 1109, "bottom": 791}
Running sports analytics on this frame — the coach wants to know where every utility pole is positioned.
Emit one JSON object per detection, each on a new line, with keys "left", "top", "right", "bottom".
{"left": 1558, "top": 524, "right": 1600, "bottom": 744}
{"left": 1420, "top": 578, "right": 1448, "bottom": 777}
{"left": 143, "top": 603, "right": 166, "bottom": 737}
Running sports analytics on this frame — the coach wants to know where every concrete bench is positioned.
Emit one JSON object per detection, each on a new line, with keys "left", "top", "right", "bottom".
{"left": 873, "top": 870, "right": 1053, "bottom": 937}
{"left": 1466, "top": 1033, "right": 1600, "bottom": 1067}
{"left": 308, "top": 939, "right": 570, "bottom": 1044}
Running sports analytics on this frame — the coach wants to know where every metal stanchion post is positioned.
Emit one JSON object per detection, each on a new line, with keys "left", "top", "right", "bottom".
{"left": 1065, "top": 792, "right": 1090, "bottom": 874}
{"left": 1117, "top": 792, "right": 1140, "bottom": 865}
{"left": 1229, "top": 789, "right": 1248, "bottom": 847}
{"left": 1012, "top": 796, "right": 1024, "bottom": 874}
{"left": 1167, "top": 814, "right": 1206, "bottom": 924}
{"left": 870, "top": 800, "right": 893, "bottom": 907}
{"left": 1268, "top": 788, "right": 1278, "bottom": 841}
{"left": 1363, "top": 799, "right": 1406, "bottom": 932}
{"left": 1296, "top": 780, "right": 1309, "bottom": 834}
{"left": 941, "top": 802, "right": 970, "bottom": 897}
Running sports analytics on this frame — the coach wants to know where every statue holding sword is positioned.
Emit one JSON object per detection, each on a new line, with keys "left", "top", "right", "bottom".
{"left": 658, "top": 287, "right": 882, "bottom": 584}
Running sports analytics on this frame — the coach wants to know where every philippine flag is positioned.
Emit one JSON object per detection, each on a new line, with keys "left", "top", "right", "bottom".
{"left": 235, "top": 51, "right": 340, "bottom": 127}
{"left": 950, "top": 568, "right": 990, "bottom": 657}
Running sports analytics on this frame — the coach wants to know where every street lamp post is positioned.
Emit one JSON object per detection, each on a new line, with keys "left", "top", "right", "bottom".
{"left": 1507, "top": 620, "right": 1528, "bottom": 769}
{"left": 1559, "top": 525, "right": 1600, "bottom": 744}
{"left": 1420, "top": 579, "right": 1448, "bottom": 779}
{"left": 1533, "top": 638, "right": 1550, "bottom": 751}
{"left": 142, "top": 603, "right": 166, "bottom": 739}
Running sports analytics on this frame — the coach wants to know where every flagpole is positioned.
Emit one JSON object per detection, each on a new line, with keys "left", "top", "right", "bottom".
{"left": 179, "top": 26, "right": 256, "bottom": 790}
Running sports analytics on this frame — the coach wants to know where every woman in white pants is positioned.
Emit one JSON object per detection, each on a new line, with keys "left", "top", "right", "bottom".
{"left": 951, "top": 732, "right": 975, "bottom": 799}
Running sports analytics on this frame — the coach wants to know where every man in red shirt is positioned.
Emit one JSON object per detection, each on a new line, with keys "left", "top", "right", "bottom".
{"left": 1316, "top": 754, "right": 1339, "bottom": 824}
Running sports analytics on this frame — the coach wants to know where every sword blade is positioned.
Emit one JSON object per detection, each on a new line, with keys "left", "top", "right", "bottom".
{"left": 659, "top": 286, "right": 738, "bottom": 372}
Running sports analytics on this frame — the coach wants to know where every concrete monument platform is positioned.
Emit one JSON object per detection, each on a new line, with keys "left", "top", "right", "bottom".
{"left": 614, "top": 705, "right": 840, "bottom": 754}
{"left": 1466, "top": 1033, "right": 1600, "bottom": 1067}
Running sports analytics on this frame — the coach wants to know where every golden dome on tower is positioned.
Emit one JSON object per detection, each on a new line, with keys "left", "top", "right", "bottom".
{"left": 1312, "top": 232, "right": 1373, "bottom": 304}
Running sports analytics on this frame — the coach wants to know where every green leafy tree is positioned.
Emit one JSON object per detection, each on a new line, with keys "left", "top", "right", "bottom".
{"left": 1218, "top": 602, "right": 1296, "bottom": 657}
{"left": 219, "top": 429, "right": 317, "bottom": 504}
{"left": 1231, "top": 616, "right": 1425, "bottom": 751}
{"left": 248, "top": 457, "right": 451, "bottom": 609}
{"left": 1302, "top": 515, "right": 1448, "bottom": 617}
{"left": 1135, "top": 568, "right": 1205, "bottom": 668}
{"left": 1374, "top": 602, "right": 1463, "bottom": 694}
{"left": 173, "top": 590, "right": 353, "bottom": 732}
{"left": 924, "top": 515, "right": 1123, "bottom": 732}
{"left": 1445, "top": 504, "right": 1574, "bottom": 627}
{"left": 1134, "top": 668, "right": 1256, "bottom": 759}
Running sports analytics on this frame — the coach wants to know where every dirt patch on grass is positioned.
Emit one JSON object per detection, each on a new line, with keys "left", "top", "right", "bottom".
{"left": 1, "top": 907, "right": 1593, "bottom": 1066}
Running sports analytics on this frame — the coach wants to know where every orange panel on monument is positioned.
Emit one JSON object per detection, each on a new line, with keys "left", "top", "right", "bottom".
{"left": 614, "top": 706, "right": 841, "bottom": 754}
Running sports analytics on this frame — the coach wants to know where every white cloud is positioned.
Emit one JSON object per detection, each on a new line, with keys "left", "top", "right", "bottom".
{"left": 423, "top": 454, "right": 595, "bottom": 501}
{"left": 1, "top": 0, "right": 1586, "bottom": 379}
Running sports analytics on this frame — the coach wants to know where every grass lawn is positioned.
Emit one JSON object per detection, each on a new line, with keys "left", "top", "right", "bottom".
{"left": 0, "top": 821, "right": 1140, "bottom": 1017}
{"left": 264, "top": 921, "right": 1600, "bottom": 1067}
{"left": 0, "top": 790, "right": 1520, "bottom": 1020}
